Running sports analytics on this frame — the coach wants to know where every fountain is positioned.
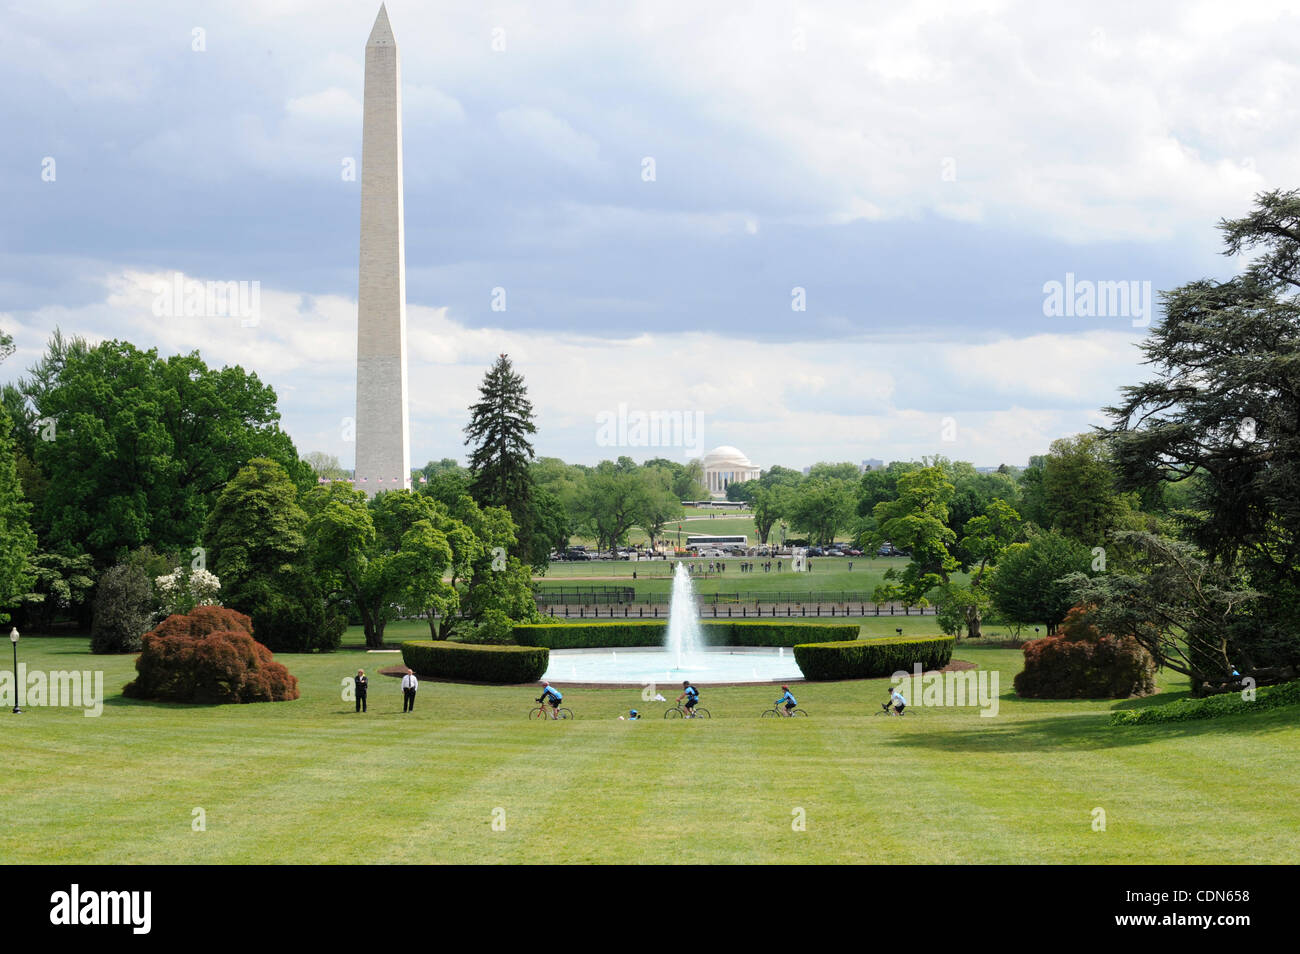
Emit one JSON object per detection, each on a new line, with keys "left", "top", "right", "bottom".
{"left": 540, "top": 561, "right": 803, "bottom": 685}
{"left": 666, "top": 561, "right": 705, "bottom": 670}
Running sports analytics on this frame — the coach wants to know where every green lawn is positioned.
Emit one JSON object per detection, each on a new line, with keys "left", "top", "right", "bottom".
{"left": 537, "top": 556, "right": 930, "bottom": 599}
{"left": 4, "top": 629, "right": 1297, "bottom": 863}
{"left": 566, "top": 507, "right": 756, "bottom": 548}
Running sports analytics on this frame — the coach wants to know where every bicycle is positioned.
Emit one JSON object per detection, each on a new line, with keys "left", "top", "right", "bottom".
{"left": 874, "top": 702, "right": 907, "bottom": 716}
{"left": 664, "top": 704, "right": 711, "bottom": 719}
{"left": 761, "top": 704, "right": 808, "bottom": 717}
{"left": 529, "top": 704, "right": 574, "bottom": 720}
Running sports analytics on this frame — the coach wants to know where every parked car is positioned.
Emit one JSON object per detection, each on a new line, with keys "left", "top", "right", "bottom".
{"left": 807, "top": 547, "right": 825, "bottom": 557}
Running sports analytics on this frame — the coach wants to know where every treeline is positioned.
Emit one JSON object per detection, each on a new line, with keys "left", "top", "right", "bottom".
{"left": 0, "top": 344, "right": 544, "bottom": 651}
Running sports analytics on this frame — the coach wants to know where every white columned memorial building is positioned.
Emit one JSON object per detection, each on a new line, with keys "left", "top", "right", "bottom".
{"left": 702, "top": 445, "right": 761, "bottom": 498}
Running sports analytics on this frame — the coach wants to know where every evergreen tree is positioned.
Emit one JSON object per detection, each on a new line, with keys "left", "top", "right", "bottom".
{"left": 1106, "top": 189, "right": 1300, "bottom": 673}
{"left": 463, "top": 354, "right": 545, "bottom": 566}
{"left": 0, "top": 410, "right": 36, "bottom": 623}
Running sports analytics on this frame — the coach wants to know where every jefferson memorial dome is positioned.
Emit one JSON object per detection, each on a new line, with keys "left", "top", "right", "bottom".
{"left": 701, "top": 445, "right": 760, "bottom": 497}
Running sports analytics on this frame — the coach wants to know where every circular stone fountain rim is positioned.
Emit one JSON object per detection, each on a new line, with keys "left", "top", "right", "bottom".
{"left": 544, "top": 646, "right": 806, "bottom": 687}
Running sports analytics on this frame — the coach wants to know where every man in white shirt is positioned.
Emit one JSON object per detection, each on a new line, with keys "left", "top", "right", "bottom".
{"left": 401, "top": 670, "right": 418, "bottom": 713}
{"left": 889, "top": 687, "right": 907, "bottom": 716}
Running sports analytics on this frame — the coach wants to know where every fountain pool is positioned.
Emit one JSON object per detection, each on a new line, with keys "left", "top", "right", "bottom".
{"left": 542, "top": 646, "right": 803, "bottom": 685}
{"left": 539, "top": 562, "right": 806, "bottom": 685}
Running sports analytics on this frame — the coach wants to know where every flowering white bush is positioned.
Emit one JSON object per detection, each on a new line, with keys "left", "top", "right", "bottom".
{"left": 155, "top": 567, "right": 222, "bottom": 617}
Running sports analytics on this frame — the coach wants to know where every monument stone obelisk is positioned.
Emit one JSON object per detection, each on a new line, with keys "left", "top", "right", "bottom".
{"left": 355, "top": 4, "right": 410, "bottom": 495}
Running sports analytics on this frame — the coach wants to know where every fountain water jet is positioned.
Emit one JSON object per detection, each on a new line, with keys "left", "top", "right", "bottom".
{"left": 539, "top": 560, "right": 802, "bottom": 684}
{"left": 665, "top": 561, "right": 706, "bottom": 670}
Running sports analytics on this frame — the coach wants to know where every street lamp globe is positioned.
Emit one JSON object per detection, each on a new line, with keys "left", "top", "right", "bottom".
{"left": 9, "top": 626, "right": 19, "bottom": 714}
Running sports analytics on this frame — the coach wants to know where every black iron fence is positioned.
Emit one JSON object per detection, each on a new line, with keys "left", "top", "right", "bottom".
{"left": 535, "top": 586, "right": 636, "bottom": 605}
{"left": 537, "top": 603, "right": 939, "bottom": 619}
{"left": 533, "top": 589, "right": 896, "bottom": 606}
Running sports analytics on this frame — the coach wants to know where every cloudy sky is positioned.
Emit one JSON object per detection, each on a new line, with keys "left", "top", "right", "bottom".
{"left": 4, "top": 0, "right": 1296, "bottom": 471}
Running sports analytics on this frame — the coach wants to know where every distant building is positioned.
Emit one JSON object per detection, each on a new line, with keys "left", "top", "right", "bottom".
{"left": 702, "top": 446, "right": 761, "bottom": 498}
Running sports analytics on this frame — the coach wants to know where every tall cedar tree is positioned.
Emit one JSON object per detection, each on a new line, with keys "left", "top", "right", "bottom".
{"left": 1105, "top": 189, "right": 1300, "bottom": 673}
{"left": 463, "top": 355, "right": 541, "bottom": 564}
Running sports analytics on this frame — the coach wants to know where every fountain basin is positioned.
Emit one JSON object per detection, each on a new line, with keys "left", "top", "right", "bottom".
{"left": 542, "top": 646, "right": 803, "bottom": 686}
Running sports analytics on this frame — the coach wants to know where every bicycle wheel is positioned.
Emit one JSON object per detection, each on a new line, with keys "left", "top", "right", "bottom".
{"left": 558, "top": 708, "right": 574, "bottom": 720}
{"left": 665, "top": 707, "right": 683, "bottom": 719}
{"left": 528, "top": 707, "right": 545, "bottom": 720}
{"left": 761, "top": 708, "right": 777, "bottom": 718}
{"left": 693, "top": 707, "right": 710, "bottom": 719}
{"left": 792, "top": 708, "right": 809, "bottom": 717}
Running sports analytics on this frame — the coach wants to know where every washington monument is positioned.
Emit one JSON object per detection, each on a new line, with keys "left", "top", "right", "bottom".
{"left": 355, "top": 4, "right": 410, "bottom": 494}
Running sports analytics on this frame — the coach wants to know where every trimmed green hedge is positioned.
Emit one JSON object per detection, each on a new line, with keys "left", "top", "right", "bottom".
{"left": 1109, "top": 679, "right": 1300, "bottom": 726}
{"left": 512, "top": 621, "right": 860, "bottom": 649}
{"left": 702, "top": 622, "right": 859, "bottom": 647}
{"left": 513, "top": 622, "right": 665, "bottom": 649}
{"left": 793, "top": 636, "right": 955, "bottom": 681}
{"left": 401, "top": 640, "right": 548, "bottom": 684}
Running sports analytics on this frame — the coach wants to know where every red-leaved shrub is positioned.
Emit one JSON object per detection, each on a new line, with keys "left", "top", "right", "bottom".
{"left": 123, "top": 606, "right": 299, "bottom": 704}
{"left": 1013, "top": 605, "right": 1158, "bottom": 699}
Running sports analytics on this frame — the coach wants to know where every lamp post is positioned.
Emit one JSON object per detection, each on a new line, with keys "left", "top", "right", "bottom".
{"left": 10, "top": 627, "right": 20, "bottom": 714}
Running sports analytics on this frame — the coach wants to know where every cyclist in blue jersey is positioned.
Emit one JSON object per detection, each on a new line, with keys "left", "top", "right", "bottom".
{"left": 775, "top": 685, "right": 797, "bottom": 716}
{"left": 678, "top": 681, "right": 700, "bottom": 717}
{"left": 536, "top": 681, "right": 563, "bottom": 720}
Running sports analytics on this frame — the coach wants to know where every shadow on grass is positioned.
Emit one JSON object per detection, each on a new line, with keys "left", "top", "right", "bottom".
{"left": 1109, "top": 689, "right": 1195, "bottom": 711}
{"left": 100, "top": 694, "right": 225, "bottom": 710}
{"left": 877, "top": 704, "right": 1299, "bottom": 753}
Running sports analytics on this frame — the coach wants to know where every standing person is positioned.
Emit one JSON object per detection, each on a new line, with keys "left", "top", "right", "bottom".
{"left": 354, "top": 669, "right": 368, "bottom": 713}
{"left": 401, "top": 669, "right": 418, "bottom": 712}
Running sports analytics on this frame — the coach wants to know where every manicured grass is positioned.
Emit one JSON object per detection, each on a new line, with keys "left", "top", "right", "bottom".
{"left": 4, "top": 628, "right": 1297, "bottom": 863}
{"left": 536, "top": 557, "right": 926, "bottom": 600}
{"left": 566, "top": 509, "right": 756, "bottom": 548}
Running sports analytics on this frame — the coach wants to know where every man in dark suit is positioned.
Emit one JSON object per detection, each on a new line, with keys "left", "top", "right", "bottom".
{"left": 354, "top": 669, "right": 368, "bottom": 713}
{"left": 401, "top": 670, "right": 418, "bottom": 712}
